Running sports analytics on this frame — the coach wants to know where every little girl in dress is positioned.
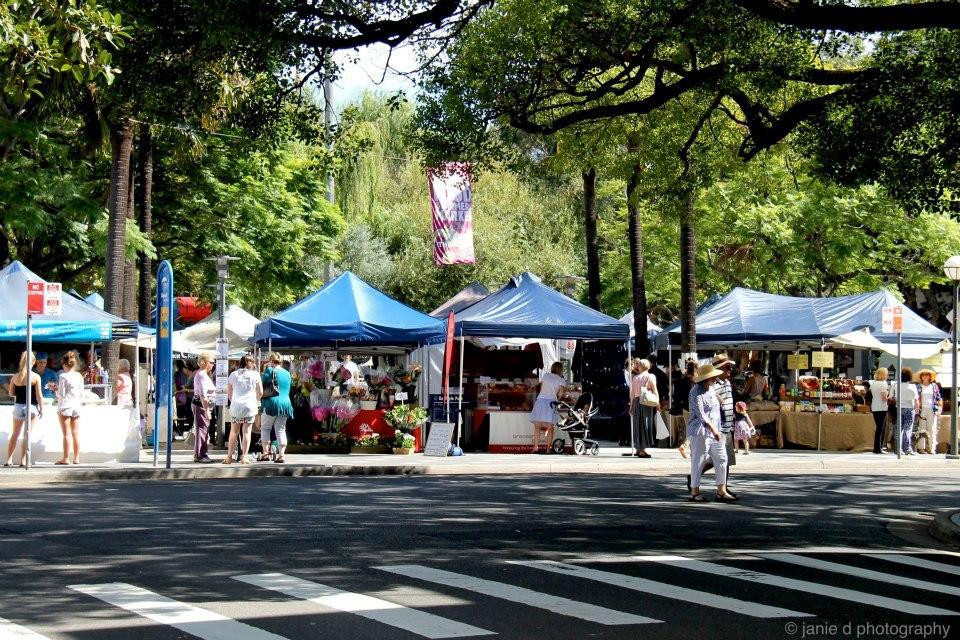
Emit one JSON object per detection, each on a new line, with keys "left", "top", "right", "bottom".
{"left": 733, "top": 401, "right": 757, "bottom": 455}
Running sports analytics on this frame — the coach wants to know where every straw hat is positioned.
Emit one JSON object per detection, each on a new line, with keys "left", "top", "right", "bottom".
{"left": 712, "top": 352, "right": 734, "bottom": 367}
{"left": 915, "top": 368, "right": 938, "bottom": 382}
{"left": 694, "top": 363, "right": 724, "bottom": 383}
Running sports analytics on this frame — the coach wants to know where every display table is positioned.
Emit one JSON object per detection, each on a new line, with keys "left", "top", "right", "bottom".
{"left": 343, "top": 410, "right": 423, "bottom": 451}
{"left": 0, "top": 404, "right": 140, "bottom": 463}
{"left": 776, "top": 412, "right": 875, "bottom": 451}
{"left": 487, "top": 410, "right": 535, "bottom": 453}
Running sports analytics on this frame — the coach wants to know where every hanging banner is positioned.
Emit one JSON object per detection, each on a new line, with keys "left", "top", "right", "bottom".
{"left": 429, "top": 162, "right": 475, "bottom": 265}
{"left": 155, "top": 260, "right": 174, "bottom": 468}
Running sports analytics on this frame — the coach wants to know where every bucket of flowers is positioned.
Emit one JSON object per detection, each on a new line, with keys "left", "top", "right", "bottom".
{"left": 392, "top": 364, "right": 423, "bottom": 402}
{"left": 350, "top": 429, "right": 387, "bottom": 454}
{"left": 392, "top": 430, "right": 416, "bottom": 455}
{"left": 383, "top": 404, "right": 428, "bottom": 433}
{"left": 366, "top": 371, "right": 394, "bottom": 407}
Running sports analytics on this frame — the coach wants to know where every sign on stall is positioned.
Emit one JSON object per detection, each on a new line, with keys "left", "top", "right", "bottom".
{"left": 424, "top": 422, "right": 455, "bottom": 456}
{"left": 882, "top": 305, "right": 904, "bottom": 333}
{"left": 27, "top": 281, "right": 61, "bottom": 316}
{"left": 395, "top": 391, "right": 409, "bottom": 402}
{"left": 216, "top": 338, "right": 230, "bottom": 358}
{"left": 811, "top": 351, "right": 834, "bottom": 368}
{"left": 787, "top": 354, "right": 809, "bottom": 370}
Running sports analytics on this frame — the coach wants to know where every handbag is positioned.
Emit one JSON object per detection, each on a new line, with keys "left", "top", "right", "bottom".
{"left": 639, "top": 387, "right": 659, "bottom": 407}
{"left": 261, "top": 369, "right": 279, "bottom": 399}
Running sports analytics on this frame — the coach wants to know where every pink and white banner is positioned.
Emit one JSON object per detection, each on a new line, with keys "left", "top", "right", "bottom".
{"left": 429, "top": 162, "right": 475, "bottom": 265}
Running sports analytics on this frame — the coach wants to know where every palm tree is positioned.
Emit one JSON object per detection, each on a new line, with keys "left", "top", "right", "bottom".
{"left": 680, "top": 187, "right": 697, "bottom": 355}
{"left": 582, "top": 166, "right": 602, "bottom": 311}
{"left": 137, "top": 124, "right": 154, "bottom": 325}
{"left": 626, "top": 133, "right": 650, "bottom": 355}
{"left": 103, "top": 118, "right": 133, "bottom": 374}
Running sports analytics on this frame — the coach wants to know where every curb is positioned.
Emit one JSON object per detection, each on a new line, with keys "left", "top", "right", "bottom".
{"left": 929, "top": 510, "right": 960, "bottom": 548}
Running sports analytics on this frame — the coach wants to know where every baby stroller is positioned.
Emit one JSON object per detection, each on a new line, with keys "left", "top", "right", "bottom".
{"left": 551, "top": 393, "right": 600, "bottom": 455}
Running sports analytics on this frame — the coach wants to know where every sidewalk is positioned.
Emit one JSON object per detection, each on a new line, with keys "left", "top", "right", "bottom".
{"left": 2, "top": 444, "right": 960, "bottom": 485}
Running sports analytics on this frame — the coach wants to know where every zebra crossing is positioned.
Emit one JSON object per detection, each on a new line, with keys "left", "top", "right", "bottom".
{"left": 3, "top": 551, "right": 960, "bottom": 639}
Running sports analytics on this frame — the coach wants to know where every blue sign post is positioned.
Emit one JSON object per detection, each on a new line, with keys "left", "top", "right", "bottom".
{"left": 154, "top": 261, "right": 174, "bottom": 468}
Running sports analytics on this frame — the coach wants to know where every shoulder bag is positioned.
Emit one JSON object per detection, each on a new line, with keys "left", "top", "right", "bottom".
{"left": 261, "top": 368, "right": 279, "bottom": 399}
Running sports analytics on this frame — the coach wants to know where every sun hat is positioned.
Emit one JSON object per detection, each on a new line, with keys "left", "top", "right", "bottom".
{"left": 735, "top": 401, "right": 748, "bottom": 413}
{"left": 712, "top": 352, "right": 734, "bottom": 367}
{"left": 914, "top": 368, "right": 938, "bottom": 382}
{"left": 694, "top": 363, "right": 724, "bottom": 383}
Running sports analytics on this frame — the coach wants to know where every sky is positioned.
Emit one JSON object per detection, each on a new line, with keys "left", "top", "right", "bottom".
{"left": 331, "top": 44, "right": 421, "bottom": 108}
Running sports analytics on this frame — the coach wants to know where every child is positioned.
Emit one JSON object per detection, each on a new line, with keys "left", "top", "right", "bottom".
{"left": 733, "top": 401, "right": 756, "bottom": 454}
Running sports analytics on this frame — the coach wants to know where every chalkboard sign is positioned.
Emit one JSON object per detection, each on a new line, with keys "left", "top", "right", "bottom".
{"left": 424, "top": 422, "right": 455, "bottom": 457}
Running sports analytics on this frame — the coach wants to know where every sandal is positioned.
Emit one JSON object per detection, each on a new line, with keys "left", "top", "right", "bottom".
{"left": 716, "top": 494, "right": 739, "bottom": 503}
{"left": 274, "top": 456, "right": 285, "bottom": 464}
{"left": 689, "top": 494, "right": 709, "bottom": 503}
{"left": 239, "top": 456, "right": 250, "bottom": 464}
{"left": 55, "top": 460, "right": 69, "bottom": 465}
{"left": 257, "top": 453, "right": 271, "bottom": 462}
{"left": 221, "top": 459, "right": 232, "bottom": 465}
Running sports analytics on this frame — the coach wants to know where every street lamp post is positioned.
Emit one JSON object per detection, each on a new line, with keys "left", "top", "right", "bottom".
{"left": 207, "top": 255, "right": 238, "bottom": 447}
{"left": 943, "top": 256, "right": 960, "bottom": 460}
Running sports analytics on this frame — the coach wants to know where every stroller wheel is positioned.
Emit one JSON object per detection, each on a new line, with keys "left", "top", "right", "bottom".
{"left": 590, "top": 443, "right": 600, "bottom": 456}
{"left": 573, "top": 440, "right": 587, "bottom": 456}
{"left": 551, "top": 438, "right": 566, "bottom": 454}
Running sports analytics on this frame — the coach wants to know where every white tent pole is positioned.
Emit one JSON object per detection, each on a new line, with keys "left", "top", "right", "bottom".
{"left": 627, "top": 336, "right": 633, "bottom": 453}
{"left": 668, "top": 343, "right": 673, "bottom": 412}
{"left": 134, "top": 342, "right": 141, "bottom": 422}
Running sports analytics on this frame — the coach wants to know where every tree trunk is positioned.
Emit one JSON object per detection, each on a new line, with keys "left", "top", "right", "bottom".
{"left": 122, "top": 140, "right": 137, "bottom": 321}
{"left": 582, "top": 167, "right": 602, "bottom": 311}
{"left": 680, "top": 187, "right": 697, "bottom": 355}
{"left": 103, "top": 119, "right": 134, "bottom": 377}
{"left": 137, "top": 125, "right": 154, "bottom": 325}
{"left": 626, "top": 134, "right": 649, "bottom": 355}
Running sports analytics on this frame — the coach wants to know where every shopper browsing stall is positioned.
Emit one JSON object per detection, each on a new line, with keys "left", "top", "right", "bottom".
{"left": 869, "top": 368, "right": 891, "bottom": 455}
{"left": 260, "top": 352, "right": 293, "bottom": 463}
{"left": 55, "top": 351, "right": 84, "bottom": 465}
{"left": 530, "top": 362, "right": 566, "bottom": 454}
{"left": 915, "top": 369, "right": 942, "bottom": 454}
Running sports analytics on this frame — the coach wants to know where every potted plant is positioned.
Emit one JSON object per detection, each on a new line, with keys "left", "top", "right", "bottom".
{"left": 350, "top": 432, "right": 386, "bottom": 454}
{"left": 392, "top": 430, "right": 416, "bottom": 454}
{"left": 383, "top": 404, "right": 428, "bottom": 432}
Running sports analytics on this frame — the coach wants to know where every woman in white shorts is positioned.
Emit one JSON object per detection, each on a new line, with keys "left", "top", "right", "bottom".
{"left": 224, "top": 354, "right": 263, "bottom": 464}
{"left": 530, "top": 362, "right": 566, "bottom": 454}
{"left": 56, "top": 351, "right": 85, "bottom": 465}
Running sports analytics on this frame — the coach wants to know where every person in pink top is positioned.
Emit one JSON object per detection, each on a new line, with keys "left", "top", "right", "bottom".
{"left": 192, "top": 352, "right": 215, "bottom": 463}
{"left": 114, "top": 359, "right": 133, "bottom": 407}
{"left": 627, "top": 358, "right": 658, "bottom": 458}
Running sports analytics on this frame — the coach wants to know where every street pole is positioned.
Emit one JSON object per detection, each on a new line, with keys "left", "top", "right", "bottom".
{"left": 207, "top": 256, "right": 237, "bottom": 446}
{"left": 951, "top": 282, "right": 959, "bottom": 459}
{"left": 24, "top": 314, "right": 33, "bottom": 470}
{"left": 896, "top": 331, "right": 902, "bottom": 460}
{"left": 323, "top": 77, "right": 336, "bottom": 283}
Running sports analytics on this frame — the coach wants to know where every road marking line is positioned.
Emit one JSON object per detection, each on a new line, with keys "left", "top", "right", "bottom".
{"left": 0, "top": 617, "right": 51, "bottom": 640}
{"left": 507, "top": 561, "right": 810, "bottom": 618}
{"left": 67, "top": 583, "right": 288, "bottom": 640}
{"left": 762, "top": 553, "right": 960, "bottom": 597}
{"left": 863, "top": 553, "right": 960, "bottom": 577}
{"left": 376, "top": 564, "right": 659, "bottom": 626}
{"left": 630, "top": 555, "right": 960, "bottom": 616}
{"left": 233, "top": 573, "right": 494, "bottom": 639}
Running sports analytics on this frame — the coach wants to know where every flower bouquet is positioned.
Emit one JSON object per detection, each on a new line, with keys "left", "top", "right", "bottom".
{"left": 392, "top": 364, "right": 422, "bottom": 387}
{"left": 384, "top": 404, "right": 428, "bottom": 433}
{"left": 350, "top": 428, "right": 387, "bottom": 453}
{"left": 332, "top": 366, "right": 353, "bottom": 387}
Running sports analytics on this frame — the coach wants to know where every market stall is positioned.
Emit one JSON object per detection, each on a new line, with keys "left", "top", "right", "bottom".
{"left": 253, "top": 271, "right": 444, "bottom": 452}
{"left": 452, "top": 272, "right": 629, "bottom": 453}
{"left": 0, "top": 261, "right": 142, "bottom": 462}
{"left": 654, "top": 287, "right": 949, "bottom": 451}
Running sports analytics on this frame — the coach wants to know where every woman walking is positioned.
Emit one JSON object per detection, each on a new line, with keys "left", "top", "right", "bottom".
{"left": 4, "top": 352, "right": 43, "bottom": 467}
{"left": 892, "top": 367, "right": 920, "bottom": 455}
{"left": 224, "top": 355, "right": 263, "bottom": 464}
{"left": 868, "top": 368, "right": 891, "bottom": 454}
{"left": 686, "top": 363, "right": 736, "bottom": 503}
{"left": 530, "top": 362, "right": 566, "bottom": 453}
{"left": 260, "top": 352, "right": 293, "bottom": 463}
{"left": 628, "top": 358, "right": 658, "bottom": 458}
{"left": 114, "top": 359, "right": 133, "bottom": 407}
{"left": 192, "top": 352, "right": 215, "bottom": 463}
{"left": 55, "top": 351, "right": 85, "bottom": 465}
{"left": 915, "top": 369, "right": 942, "bottom": 454}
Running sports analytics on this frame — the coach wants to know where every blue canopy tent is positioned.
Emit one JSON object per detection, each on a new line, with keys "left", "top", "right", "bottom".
{"left": 0, "top": 261, "right": 137, "bottom": 342}
{"left": 455, "top": 272, "right": 629, "bottom": 340}
{"left": 654, "top": 287, "right": 948, "bottom": 351}
{"left": 253, "top": 271, "right": 445, "bottom": 349}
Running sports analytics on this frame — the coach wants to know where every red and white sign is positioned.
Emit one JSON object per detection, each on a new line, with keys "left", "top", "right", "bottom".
{"left": 429, "top": 162, "right": 475, "bottom": 266}
{"left": 27, "top": 281, "right": 62, "bottom": 316}
{"left": 882, "top": 305, "right": 903, "bottom": 334}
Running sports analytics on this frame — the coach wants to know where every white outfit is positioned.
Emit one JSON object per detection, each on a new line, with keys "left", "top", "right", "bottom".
{"left": 919, "top": 384, "right": 938, "bottom": 453}
{"left": 228, "top": 369, "right": 261, "bottom": 422}
{"left": 868, "top": 380, "right": 889, "bottom": 412}
{"left": 892, "top": 382, "right": 918, "bottom": 407}
{"left": 260, "top": 414, "right": 288, "bottom": 447}
{"left": 530, "top": 372, "right": 565, "bottom": 423}
{"left": 57, "top": 371, "right": 85, "bottom": 418}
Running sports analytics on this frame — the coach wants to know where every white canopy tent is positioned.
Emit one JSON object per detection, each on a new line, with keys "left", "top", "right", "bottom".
{"left": 120, "top": 304, "right": 259, "bottom": 356}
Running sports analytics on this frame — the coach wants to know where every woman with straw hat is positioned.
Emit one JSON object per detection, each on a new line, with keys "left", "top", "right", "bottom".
{"left": 685, "top": 363, "right": 736, "bottom": 503}
{"left": 915, "top": 369, "right": 942, "bottom": 454}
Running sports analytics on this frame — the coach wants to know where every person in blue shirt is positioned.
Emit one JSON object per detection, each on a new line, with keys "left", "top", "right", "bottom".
{"left": 35, "top": 353, "right": 59, "bottom": 401}
{"left": 259, "top": 352, "right": 293, "bottom": 463}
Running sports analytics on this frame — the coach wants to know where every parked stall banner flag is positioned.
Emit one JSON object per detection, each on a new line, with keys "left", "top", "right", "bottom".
{"left": 443, "top": 311, "right": 455, "bottom": 405}
{"left": 429, "top": 162, "right": 475, "bottom": 265}
{"left": 155, "top": 260, "right": 174, "bottom": 468}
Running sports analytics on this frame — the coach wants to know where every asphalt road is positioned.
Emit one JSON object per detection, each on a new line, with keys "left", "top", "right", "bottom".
{"left": 1, "top": 472, "right": 958, "bottom": 640}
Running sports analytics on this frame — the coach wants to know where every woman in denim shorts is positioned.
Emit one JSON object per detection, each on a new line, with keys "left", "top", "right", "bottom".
{"left": 4, "top": 351, "right": 44, "bottom": 467}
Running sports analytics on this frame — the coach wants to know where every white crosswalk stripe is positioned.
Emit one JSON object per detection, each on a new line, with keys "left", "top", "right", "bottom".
{"left": 68, "top": 583, "right": 289, "bottom": 640}
{"left": 376, "top": 564, "right": 659, "bottom": 626}
{"left": 625, "top": 555, "right": 960, "bottom": 616}
{"left": 761, "top": 553, "right": 960, "bottom": 597}
{"left": 508, "top": 560, "right": 811, "bottom": 618}
{"left": 863, "top": 553, "right": 960, "bottom": 577}
{"left": 233, "top": 572, "right": 495, "bottom": 639}
{"left": 0, "top": 617, "right": 52, "bottom": 640}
